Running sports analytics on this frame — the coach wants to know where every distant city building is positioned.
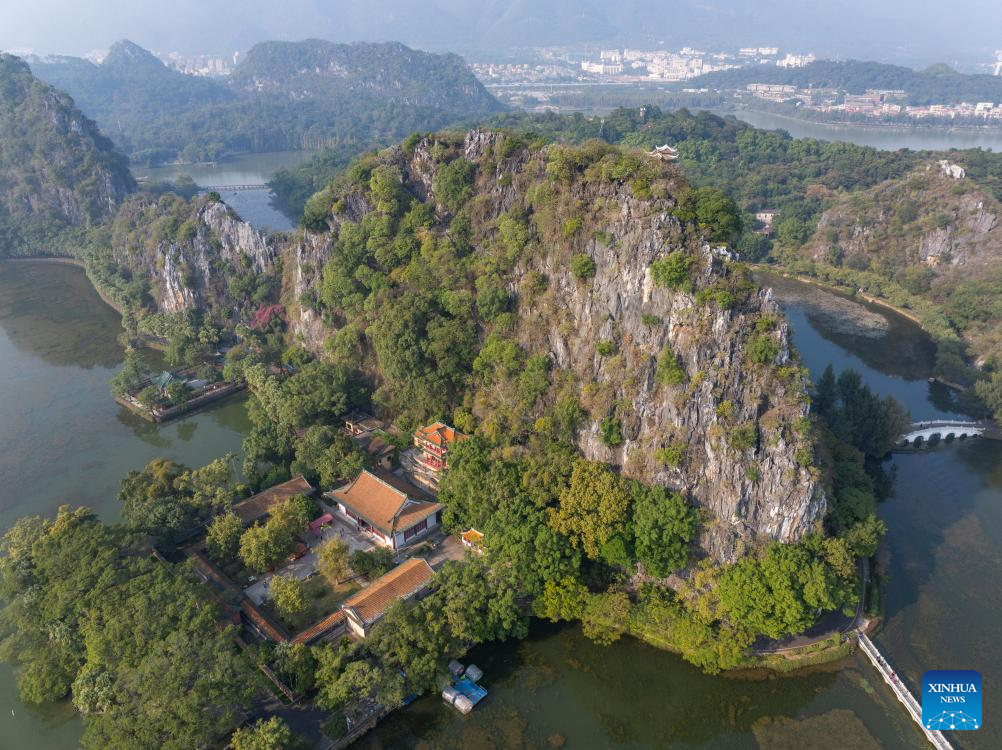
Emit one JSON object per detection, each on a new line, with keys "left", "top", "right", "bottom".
{"left": 777, "top": 53, "right": 816, "bottom": 68}
{"left": 581, "top": 61, "right": 624, "bottom": 75}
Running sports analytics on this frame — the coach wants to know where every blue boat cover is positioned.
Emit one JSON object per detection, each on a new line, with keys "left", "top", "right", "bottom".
{"left": 453, "top": 677, "right": 487, "bottom": 705}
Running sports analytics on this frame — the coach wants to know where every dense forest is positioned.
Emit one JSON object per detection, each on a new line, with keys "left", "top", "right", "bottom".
{"left": 689, "top": 59, "right": 1002, "bottom": 105}
{"left": 29, "top": 39, "right": 504, "bottom": 165}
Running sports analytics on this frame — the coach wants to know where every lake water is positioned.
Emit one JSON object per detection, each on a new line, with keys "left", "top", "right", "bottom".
{"left": 0, "top": 261, "right": 251, "bottom": 530}
{"left": 132, "top": 150, "right": 316, "bottom": 231}
{"left": 1, "top": 265, "right": 998, "bottom": 749}
{"left": 726, "top": 110, "right": 1002, "bottom": 152}
{"left": 0, "top": 261, "right": 252, "bottom": 747}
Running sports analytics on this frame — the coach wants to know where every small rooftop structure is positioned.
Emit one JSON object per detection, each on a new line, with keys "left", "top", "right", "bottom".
{"left": 345, "top": 410, "right": 386, "bottom": 436}
{"left": 341, "top": 558, "right": 435, "bottom": 636}
{"left": 328, "top": 470, "right": 441, "bottom": 550}
{"left": 308, "top": 512, "right": 335, "bottom": 536}
{"left": 443, "top": 674, "right": 488, "bottom": 714}
{"left": 154, "top": 371, "right": 177, "bottom": 390}
{"left": 233, "top": 476, "right": 314, "bottom": 526}
{"left": 461, "top": 528, "right": 484, "bottom": 553}
{"left": 650, "top": 144, "right": 679, "bottom": 161}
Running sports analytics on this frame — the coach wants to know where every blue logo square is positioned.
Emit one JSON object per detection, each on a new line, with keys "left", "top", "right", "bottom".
{"left": 922, "top": 670, "right": 981, "bottom": 731}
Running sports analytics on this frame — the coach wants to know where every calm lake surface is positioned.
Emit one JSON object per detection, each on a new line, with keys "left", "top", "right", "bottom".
{"left": 0, "top": 265, "right": 997, "bottom": 749}
{"left": 132, "top": 150, "right": 316, "bottom": 231}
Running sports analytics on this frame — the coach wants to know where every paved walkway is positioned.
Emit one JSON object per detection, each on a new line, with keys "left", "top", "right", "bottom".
{"left": 423, "top": 533, "right": 466, "bottom": 570}
{"left": 858, "top": 633, "right": 954, "bottom": 750}
{"left": 245, "top": 515, "right": 375, "bottom": 605}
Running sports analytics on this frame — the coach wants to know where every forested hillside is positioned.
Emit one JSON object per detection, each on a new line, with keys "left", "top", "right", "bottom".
{"left": 30, "top": 40, "right": 234, "bottom": 165}
{"left": 0, "top": 101, "right": 896, "bottom": 741}
{"left": 30, "top": 39, "right": 504, "bottom": 166}
{"left": 0, "top": 54, "right": 134, "bottom": 257}
{"left": 231, "top": 39, "right": 498, "bottom": 112}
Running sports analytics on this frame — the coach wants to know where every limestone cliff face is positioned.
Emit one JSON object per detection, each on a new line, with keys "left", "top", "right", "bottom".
{"left": 509, "top": 180, "right": 822, "bottom": 562}
{"left": 809, "top": 167, "right": 1002, "bottom": 271}
{"left": 286, "top": 231, "right": 334, "bottom": 351}
{"left": 111, "top": 196, "right": 275, "bottom": 316}
{"left": 283, "top": 130, "right": 824, "bottom": 562}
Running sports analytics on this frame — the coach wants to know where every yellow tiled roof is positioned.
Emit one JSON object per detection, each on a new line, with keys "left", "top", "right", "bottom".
{"left": 342, "top": 558, "right": 434, "bottom": 626}
{"left": 330, "top": 470, "right": 440, "bottom": 536}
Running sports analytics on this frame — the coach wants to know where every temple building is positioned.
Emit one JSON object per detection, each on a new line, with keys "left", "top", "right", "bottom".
{"left": 327, "top": 469, "right": 442, "bottom": 550}
{"left": 413, "top": 422, "right": 466, "bottom": 474}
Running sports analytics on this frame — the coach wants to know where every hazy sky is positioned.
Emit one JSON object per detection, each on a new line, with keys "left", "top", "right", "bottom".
{"left": 2, "top": 0, "right": 1001, "bottom": 69}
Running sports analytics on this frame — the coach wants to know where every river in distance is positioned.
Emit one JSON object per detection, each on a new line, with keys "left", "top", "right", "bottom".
{"left": 724, "top": 109, "right": 1002, "bottom": 152}
{"left": 132, "top": 150, "right": 316, "bottom": 232}
{"left": 0, "top": 264, "right": 998, "bottom": 749}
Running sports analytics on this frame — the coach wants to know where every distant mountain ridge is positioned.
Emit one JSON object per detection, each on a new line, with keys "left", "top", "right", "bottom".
{"left": 28, "top": 39, "right": 504, "bottom": 165}
{"left": 230, "top": 39, "right": 498, "bottom": 113}
{"left": 5, "top": 0, "right": 1000, "bottom": 67}
{"left": 0, "top": 54, "right": 134, "bottom": 256}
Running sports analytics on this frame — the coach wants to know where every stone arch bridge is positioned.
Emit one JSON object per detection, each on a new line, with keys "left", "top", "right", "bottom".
{"left": 896, "top": 420, "right": 990, "bottom": 449}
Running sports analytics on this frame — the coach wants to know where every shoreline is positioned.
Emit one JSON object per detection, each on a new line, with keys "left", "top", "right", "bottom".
{"left": 4, "top": 255, "right": 125, "bottom": 315}
{"left": 753, "top": 265, "right": 925, "bottom": 326}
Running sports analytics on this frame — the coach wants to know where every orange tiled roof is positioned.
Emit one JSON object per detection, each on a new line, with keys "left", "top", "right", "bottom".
{"left": 233, "top": 476, "right": 314, "bottom": 525}
{"left": 292, "top": 610, "right": 346, "bottom": 645}
{"left": 342, "top": 558, "right": 434, "bottom": 627}
{"left": 462, "top": 529, "right": 484, "bottom": 545}
{"left": 414, "top": 422, "right": 466, "bottom": 449}
{"left": 329, "top": 470, "right": 440, "bottom": 536}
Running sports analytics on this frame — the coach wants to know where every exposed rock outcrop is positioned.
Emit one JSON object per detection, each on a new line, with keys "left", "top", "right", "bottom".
{"left": 509, "top": 177, "right": 822, "bottom": 562}
{"left": 283, "top": 130, "right": 824, "bottom": 562}
{"left": 110, "top": 195, "right": 276, "bottom": 316}
{"left": 810, "top": 167, "right": 1002, "bottom": 271}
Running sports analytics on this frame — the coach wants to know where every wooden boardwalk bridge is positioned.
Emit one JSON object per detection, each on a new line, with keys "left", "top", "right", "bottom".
{"left": 857, "top": 632, "right": 954, "bottom": 749}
